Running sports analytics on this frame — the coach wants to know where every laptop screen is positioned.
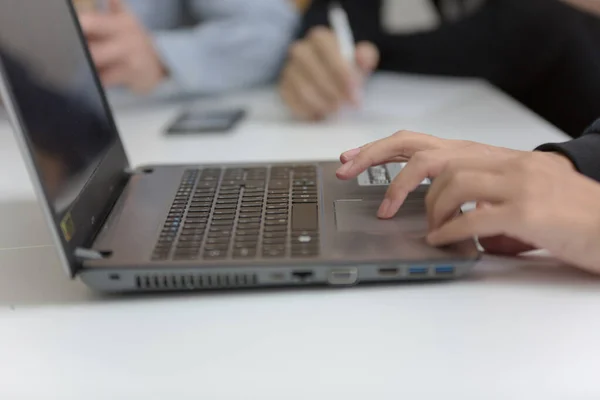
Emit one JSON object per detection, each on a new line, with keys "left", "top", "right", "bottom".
{"left": 0, "top": 0, "right": 129, "bottom": 270}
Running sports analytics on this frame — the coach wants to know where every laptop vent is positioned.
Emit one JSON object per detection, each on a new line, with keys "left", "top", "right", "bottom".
{"left": 135, "top": 273, "right": 259, "bottom": 291}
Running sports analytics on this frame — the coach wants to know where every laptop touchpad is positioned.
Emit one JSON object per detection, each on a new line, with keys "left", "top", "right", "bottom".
{"left": 334, "top": 199, "right": 428, "bottom": 234}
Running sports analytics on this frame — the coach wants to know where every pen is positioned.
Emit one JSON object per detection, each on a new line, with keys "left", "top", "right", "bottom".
{"left": 328, "top": 1, "right": 362, "bottom": 105}
{"left": 328, "top": 2, "right": 355, "bottom": 65}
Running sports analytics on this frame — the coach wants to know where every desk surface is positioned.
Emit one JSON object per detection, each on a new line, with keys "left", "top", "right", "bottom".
{"left": 2, "top": 73, "right": 596, "bottom": 399}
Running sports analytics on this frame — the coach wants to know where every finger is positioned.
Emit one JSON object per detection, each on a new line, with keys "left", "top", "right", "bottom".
{"left": 99, "top": 65, "right": 128, "bottom": 87}
{"left": 79, "top": 13, "right": 122, "bottom": 38}
{"left": 340, "top": 144, "right": 409, "bottom": 165}
{"left": 426, "top": 169, "right": 508, "bottom": 230}
{"left": 290, "top": 42, "right": 344, "bottom": 109}
{"left": 308, "top": 27, "right": 355, "bottom": 101}
{"left": 108, "top": 0, "right": 126, "bottom": 13}
{"left": 478, "top": 235, "right": 537, "bottom": 255}
{"left": 427, "top": 206, "right": 510, "bottom": 247}
{"left": 377, "top": 150, "right": 449, "bottom": 218}
{"left": 355, "top": 41, "right": 380, "bottom": 75}
{"left": 426, "top": 158, "right": 509, "bottom": 228}
{"left": 88, "top": 40, "right": 128, "bottom": 70}
{"left": 279, "top": 78, "right": 314, "bottom": 121}
{"left": 336, "top": 130, "right": 443, "bottom": 179}
{"left": 340, "top": 141, "right": 376, "bottom": 163}
{"left": 425, "top": 157, "right": 509, "bottom": 224}
{"left": 285, "top": 63, "right": 330, "bottom": 120}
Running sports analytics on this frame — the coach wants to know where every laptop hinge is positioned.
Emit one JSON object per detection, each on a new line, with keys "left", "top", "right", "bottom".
{"left": 75, "top": 248, "right": 104, "bottom": 261}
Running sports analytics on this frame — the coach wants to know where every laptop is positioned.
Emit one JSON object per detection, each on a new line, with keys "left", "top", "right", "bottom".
{"left": 0, "top": 0, "right": 479, "bottom": 293}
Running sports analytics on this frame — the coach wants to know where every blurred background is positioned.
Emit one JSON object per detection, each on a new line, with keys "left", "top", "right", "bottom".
{"left": 3, "top": 0, "right": 600, "bottom": 138}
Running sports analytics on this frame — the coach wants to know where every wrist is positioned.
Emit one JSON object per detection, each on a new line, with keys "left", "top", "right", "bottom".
{"left": 544, "top": 152, "right": 576, "bottom": 171}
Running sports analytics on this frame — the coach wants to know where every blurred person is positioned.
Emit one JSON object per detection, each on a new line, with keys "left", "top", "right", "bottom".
{"left": 336, "top": 120, "right": 600, "bottom": 274}
{"left": 280, "top": 0, "right": 600, "bottom": 137}
{"left": 77, "top": 0, "right": 298, "bottom": 96}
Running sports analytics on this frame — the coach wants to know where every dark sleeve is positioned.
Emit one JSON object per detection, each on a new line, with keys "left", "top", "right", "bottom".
{"left": 296, "top": 0, "right": 384, "bottom": 43}
{"left": 536, "top": 119, "right": 600, "bottom": 182}
{"left": 297, "top": 0, "right": 330, "bottom": 38}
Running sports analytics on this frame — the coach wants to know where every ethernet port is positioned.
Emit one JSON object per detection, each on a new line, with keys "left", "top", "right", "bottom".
{"left": 292, "top": 270, "right": 314, "bottom": 282}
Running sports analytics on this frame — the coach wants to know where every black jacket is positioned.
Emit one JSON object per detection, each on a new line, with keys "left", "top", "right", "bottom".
{"left": 538, "top": 121, "right": 600, "bottom": 183}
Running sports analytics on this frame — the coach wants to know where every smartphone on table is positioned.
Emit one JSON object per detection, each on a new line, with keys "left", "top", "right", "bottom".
{"left": 164, "top": 108, "right": 247, "bottom": 135}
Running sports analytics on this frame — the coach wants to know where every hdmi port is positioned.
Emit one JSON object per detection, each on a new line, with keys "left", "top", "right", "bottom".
{"left": 378, "top": 267, "right": 399, "bottom": 277}
{"left": 328, "top": 268, "right": 358, "bottom": 285}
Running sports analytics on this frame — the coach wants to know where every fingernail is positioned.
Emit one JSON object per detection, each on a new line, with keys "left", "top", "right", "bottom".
{"left": 377, "top": 198, "right": 391, "bottom": 218}
{"left": 342, "top": 147, "right": 361, "bottom": 161}
{"left": 336, "top": 160, "right": 354, "bottom": 176}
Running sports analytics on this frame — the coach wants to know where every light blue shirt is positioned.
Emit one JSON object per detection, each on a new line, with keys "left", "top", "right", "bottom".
{"left": 123, "top": 0, "right": 299, "bottom": 97}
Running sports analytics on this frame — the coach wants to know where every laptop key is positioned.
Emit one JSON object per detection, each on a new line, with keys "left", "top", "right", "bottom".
{"left": 263, "top": 237, "right": 286, "bottom": 245}
{"left": 176, "top": 242, "right": 203, "bottom": 249}
{"left": 216, "top": 198, "right": 238, "bottom": 205}
{"left": 208, "top": 232, "right": 230, "bottom": 239}
{"left": 266, "top": 209, "right": 288, "bottom": 215}
{"left": 237, "top": 223, "right": 261, "bottom": 230}
{"left": 238, "top": 217, "right": 261, "bottom": 224}
{"left": 215, "top": 204, "right": 236, "bottom": 210}
{"left": 242, "top": 196, "right": 263, "bottom": 202}
{"left": 206, "top": 237, "right": 230, "bottom": 244}
{"left": 263, "top": 231, "right": 287, "bottom": 239}
{"left": 240, "top": 207, "right": 261, "bottom": 214}
{"left": 244, "top": 180, "right": 266, "bottom": 189}
{"left": 204, "top": 244, "right": 229, "bottom": 251}
{"left": 204, "top": 249, "right": 227, "bottom": 259}
{"left": 244, "top": 187, "right": 265, "bottom": 193}
{"left": 235, "top": 236, "right": 259, "bottom": 243}
{"left": 239, "top": 212, "right": 262, "bottom": 219}
{"left": 211, "top": 220, "right": 234, "bottom": 227}
{"left": 189, "top": 203, "right": 213, "bottom": 209}
{"left": 292, "top": 199, "right": 318, "bottom": 204}
{"left": 209, "top": 227, "right": 233, "bottom": 235}
{"left": 213, "top": 210, "right": 235, "bottom": 215}
{"left": 266, "top": 214, "right": 288, "bottom": 220}
{"left": 233, "top": 248, "right": 256, "bottom": 258}
{"left": 291, "top": 249, "right": 319, "bottom": 258}
{"left": 292, "top": 204, "right": 318, "bottom": 231}
{"left": 263, "top": 248, "right": 285, "bottom": 258}
{"left": 240, "top": 201, "right": 263, "bottom": 208}
{"left": 197, "top": 181, "right": 218, "bottom": 188}
{"left": 264, "top": 225, "right": 287, "bottom": 232}
{"left": 212, "top": 214, "right": 235, "bottom": 221}
{"left": 236, "top": 229, "right": 260, "bottom": 236}
{"left": 217, "top": 194, "right": 240, "bottom": 200}
{"left": 265, "top": 219, "right": 287, "bottom": 226}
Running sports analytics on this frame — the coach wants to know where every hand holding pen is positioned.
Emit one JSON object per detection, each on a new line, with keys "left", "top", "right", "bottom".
{"left": 279, "top": 2, "right": 380, "bottom": 121}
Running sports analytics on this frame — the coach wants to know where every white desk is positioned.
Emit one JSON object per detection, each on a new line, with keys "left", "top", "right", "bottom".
{"left": 3, "top": 73, "right": 599, "bottom": 399}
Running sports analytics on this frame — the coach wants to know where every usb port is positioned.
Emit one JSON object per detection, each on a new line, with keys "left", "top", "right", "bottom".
{"left": 408, "top": 266, "right": 428, "bottom": 276}
{"left": 435, "top": 266, "right": 455, "bottom": 275}
{"left": 378, "top": 267, "right": 399, "bottom": 277}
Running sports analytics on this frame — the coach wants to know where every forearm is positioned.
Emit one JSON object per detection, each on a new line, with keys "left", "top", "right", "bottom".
{"left": 151, "top": 2, "right": 298, "bottom": 95}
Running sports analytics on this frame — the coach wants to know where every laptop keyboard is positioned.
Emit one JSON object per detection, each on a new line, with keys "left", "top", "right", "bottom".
{"left": 367, "top": 165, "right": 392, "bottom": 185}
{"left": 152, "top": 166, "right": 320, "bottom": 261}
{"left": 358, "top": 164, "right": 431, "bottom": 186}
